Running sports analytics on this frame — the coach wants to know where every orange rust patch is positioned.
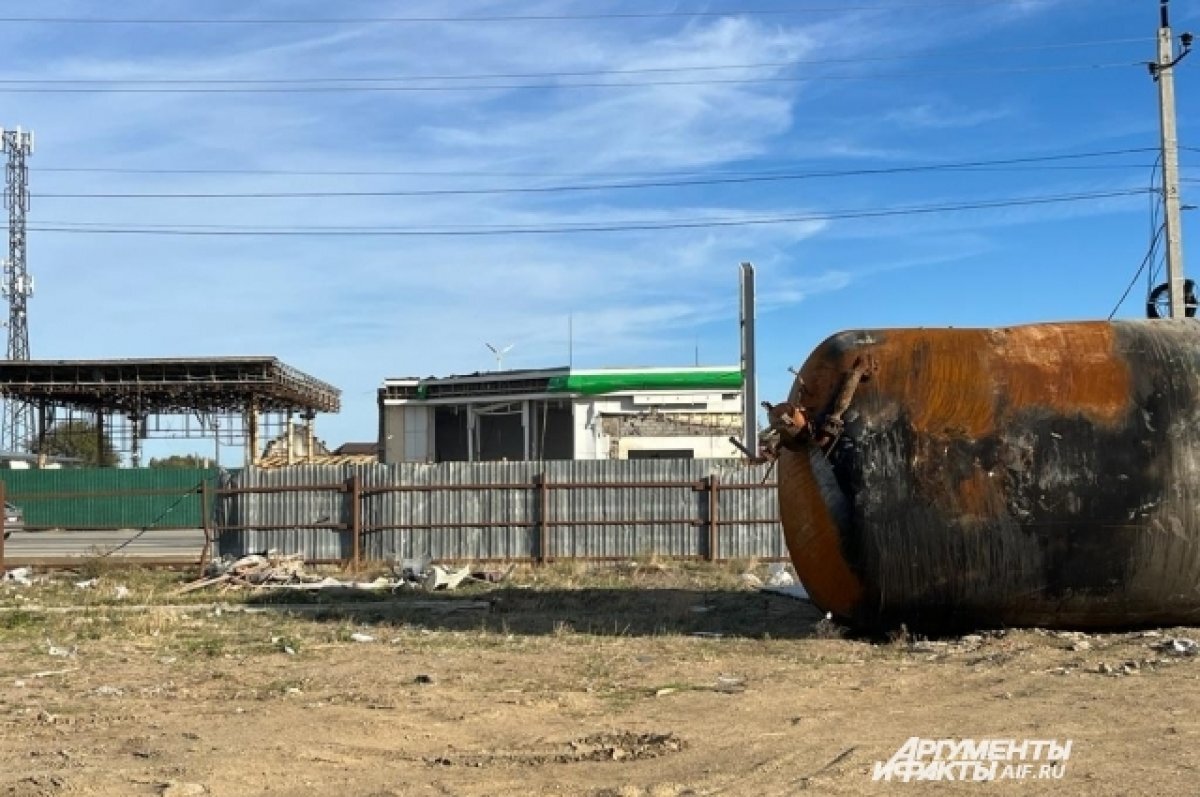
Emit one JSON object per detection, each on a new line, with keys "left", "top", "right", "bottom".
{"left": 776, "top": 447, "right": 863, "bottom": 618}
{"left": 797, "top": 322, "right": 1131, "bottom": 439}
{"left": 992, "top": 322, "right": 1129, "bottom": 427}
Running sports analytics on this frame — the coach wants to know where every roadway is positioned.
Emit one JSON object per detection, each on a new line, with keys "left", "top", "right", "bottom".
{"left": 3, "top": 528, "right": 206, "bottom": 563}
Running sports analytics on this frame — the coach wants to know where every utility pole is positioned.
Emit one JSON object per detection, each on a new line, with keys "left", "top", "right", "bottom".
{"left": 0, "top": 127, "right": 33, "bottom": 452}
{"left": 1151, "top": 0, "right": 1193, "bottom": 318}
{"left": 739, "top": 262, "right": 757, "bottom": 457}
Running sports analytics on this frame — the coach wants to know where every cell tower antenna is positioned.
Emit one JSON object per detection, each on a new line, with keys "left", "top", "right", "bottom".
{"left": 0, "top": 126, "right": 34, "bottom": 453}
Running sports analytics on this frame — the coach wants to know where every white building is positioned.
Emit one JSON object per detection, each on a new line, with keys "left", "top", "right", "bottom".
{"left": 378, "top": 366, "right": 744, "bottom": 462}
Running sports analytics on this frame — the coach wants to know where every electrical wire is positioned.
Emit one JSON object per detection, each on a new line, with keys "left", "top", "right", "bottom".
{"left": 22, "top": 188, "right": 1151, "bottom": 238}
{"left": 0, "top": 62, "right": 1139, "bottom": 93}
{"left": 1148, "top": 154, "right": 1163, "bottom": 289}
{"left": 1108, "top": 152, "right": 1165, "bottom": 321}
{"left": 100, "top": 481, "right": 205, "bottom": 558}
{"left": 29, "top": 148, "right": 1160, "bottom": 199}
{"left": 0, "top": 37, "right": 1152, "bottom": 86}
{"left": 0, "top": 3, "right": 1100, "bottom": 25}
{"left": 29, "top": 162, "right": 1164, "bottom": 178}
{"left": 1108, "top": 224, "right": 1165, "bottom": 320}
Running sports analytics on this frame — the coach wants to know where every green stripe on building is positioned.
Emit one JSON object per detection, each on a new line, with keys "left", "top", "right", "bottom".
{"left": 547, "top": 370, "right": 742, "bottom": 396}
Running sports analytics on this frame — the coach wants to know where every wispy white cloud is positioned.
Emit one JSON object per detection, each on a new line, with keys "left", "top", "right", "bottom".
{"left": 884, "top": 101, "right": 1013, "bottom": 130}
{"left": 0, "top": 0, "right": 1137, "bottom": 448}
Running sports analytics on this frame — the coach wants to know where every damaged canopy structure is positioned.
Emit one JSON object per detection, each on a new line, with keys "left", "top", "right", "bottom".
{"left": 0, "top": 357, "right": 340, "bottom": 467}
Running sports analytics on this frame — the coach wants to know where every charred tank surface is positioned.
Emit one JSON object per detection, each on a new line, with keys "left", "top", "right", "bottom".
{"left": 774, "top": 319, "right": 1200, "bottom": 632}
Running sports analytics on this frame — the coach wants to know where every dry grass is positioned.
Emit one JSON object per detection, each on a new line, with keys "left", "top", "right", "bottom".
{"left": 0, "top": 561, "right": 1198, "bottom": 795}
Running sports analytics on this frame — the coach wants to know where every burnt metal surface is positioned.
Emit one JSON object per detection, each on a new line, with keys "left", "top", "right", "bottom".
{"left": 776, "top": 319, "right": 1200, "bottom": 631}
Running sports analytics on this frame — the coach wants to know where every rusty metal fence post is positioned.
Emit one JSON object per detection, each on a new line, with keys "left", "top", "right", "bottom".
{"left": 536, "top": 472, "right": 549, "bottom": 564}
{"left": 707, "top": 474, "right": 720, "bottom": 561}
{"left": 347, "top": 473, "right": 362, "bottom": 569}
{"left": 199, "top": 479, "right": 212, "bottom": 575}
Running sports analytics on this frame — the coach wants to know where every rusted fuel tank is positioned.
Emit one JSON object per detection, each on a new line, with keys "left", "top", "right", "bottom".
{"left": 772, "top": 319, "right": 1200, "bottom": 631}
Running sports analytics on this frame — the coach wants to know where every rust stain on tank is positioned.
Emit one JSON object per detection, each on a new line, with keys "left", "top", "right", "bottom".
{"left": 991, "top": 323, "right": 1130, "bottom": 427}
{"left": 797, "top": 322, "right": 1131, "bottom": 439}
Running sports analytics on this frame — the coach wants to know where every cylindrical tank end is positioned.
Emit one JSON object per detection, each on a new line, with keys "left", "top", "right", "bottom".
{"left": 776, "top": 445, "right": 863, "bottom": 622}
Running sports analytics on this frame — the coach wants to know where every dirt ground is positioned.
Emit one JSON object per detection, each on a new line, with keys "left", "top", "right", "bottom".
{"left": 0, "top": 561, "right": 1196, "bottom": 796}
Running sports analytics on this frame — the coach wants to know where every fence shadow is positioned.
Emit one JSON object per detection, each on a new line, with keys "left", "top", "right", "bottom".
{"left": 243, "top": 585, "right": 827, "bottom": 639}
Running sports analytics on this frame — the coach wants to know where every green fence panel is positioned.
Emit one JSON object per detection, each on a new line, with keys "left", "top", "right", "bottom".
{"left": 0, "top": 468, "right": 220, "bottom": 529}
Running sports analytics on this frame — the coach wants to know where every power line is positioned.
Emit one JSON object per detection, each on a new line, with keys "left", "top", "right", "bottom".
{"left": 32, "top": 162, "right": 1163, "bottom": 179}
{"left": 0, "top": 3, "right": 1084, "bottom": 26}
{"left": 0, "top": 38, "right": 1151, "bottom": 86}
{"left": 0, "top": 62, "right": 1138, "bottom": 93}
{"left": 26, "top": 148, "right": 1160, "bottom": 200}
{"left": 1108, "top": 225, "right": 1165, "bottom": 320}
{"left": 23, "top": 188, "right": 1150, "bottom": 237}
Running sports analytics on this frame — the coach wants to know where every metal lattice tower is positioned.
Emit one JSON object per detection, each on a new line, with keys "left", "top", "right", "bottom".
{"left": 0, "top": 127, "right": 34, "bottom": 452}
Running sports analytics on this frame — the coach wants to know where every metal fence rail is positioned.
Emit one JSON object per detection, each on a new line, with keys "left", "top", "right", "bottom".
{"left": 215, "top": 460, "right": 785, "bottom": 563}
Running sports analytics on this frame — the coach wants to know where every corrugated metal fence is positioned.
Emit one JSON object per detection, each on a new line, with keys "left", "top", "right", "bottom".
{"left": 215, "top": 460, "right": 785, "bottom": 562}
{"left": 2, "top": 468, "right": 219, "bottom": 529}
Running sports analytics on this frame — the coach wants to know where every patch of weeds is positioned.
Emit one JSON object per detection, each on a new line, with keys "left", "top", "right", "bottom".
{"left": 182, "top": 635, "right": 226, "bottom": 658}
{"left": 271, "top": 635, "right": 302, "bottom": 655}
{"left": 886, "top": 624, "right": 914, "bottom": 646}
{"left": 645, "top": 681, "right": 711, "bottom": 697}
{"left": 261, "top": 678, "right": 307, "bottom": 697}
{"left": 811, "top": 616, "right": 847, "bottom": 640}
{"left": 74, "top": 554, "right": 121, "bottom": 582}
{"left": 0, "top": 610, "right": 42, "bottom": 631}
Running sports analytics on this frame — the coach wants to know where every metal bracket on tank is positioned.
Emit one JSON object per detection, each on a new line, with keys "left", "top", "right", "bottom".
{"left": 815, "top": 354, "right": 878, "bottom": 448}
{"left": 760, "top": 354, "right": 878, "bottom": 459}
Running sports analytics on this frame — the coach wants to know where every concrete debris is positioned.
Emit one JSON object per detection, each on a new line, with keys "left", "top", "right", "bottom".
{"left": 45, "top": 642, "right": 75, "bottom": 658}
{"left": 766, "top": 563, "right": 796, "bottom": 587}
{"left": 177, "top": 550, "right": 507, "bottom": 594}
{"left": 394, "top": 558, "right": 512, "bottom": 590}
{"left": 350, "top": 632, "right": 375, "bottom": 643}
{"left": 2, "top": 567, "right": 32, "bottom": 586}
{"left": 760, "top": 583, "right": 811, "bottom": 603}
{"left": 714, "top": 676, "right": 746, "bottom": 694}
{"left": 27, "top": 667, "right": 77, "bottom": 679}
{"left": 423, "top": 564, "right": 472, "bottom": 592}
{"left": 114, "top": 585, "right": 131, "bottom": 600}
{"left": 1153, "top": 637, "right": 1199, "bottom": 657}
{"left": 73, "top": 578, "right": 98, "bottom": 590}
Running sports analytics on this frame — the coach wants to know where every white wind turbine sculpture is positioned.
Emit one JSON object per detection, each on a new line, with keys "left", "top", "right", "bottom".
{"left": 485, "top": 342, "right": 514, "bottom": 371}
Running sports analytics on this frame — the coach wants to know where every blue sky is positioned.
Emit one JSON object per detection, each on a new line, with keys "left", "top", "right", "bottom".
{"left": 1, "top": 0, "right": 1197, "bottom": 456}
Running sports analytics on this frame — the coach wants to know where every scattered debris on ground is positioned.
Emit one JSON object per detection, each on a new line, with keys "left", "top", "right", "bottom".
{"left": 425, "top": 732, "right": 686, "bottom": 767}
{"left": 1, "top": 566, "right": 33, "bottom": 586}
{"left": 176, "top": 551, "right": 515, "bottom": 594}
{"left": 1153, "top": 637, "right": 1199, "bottom": 657}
